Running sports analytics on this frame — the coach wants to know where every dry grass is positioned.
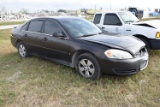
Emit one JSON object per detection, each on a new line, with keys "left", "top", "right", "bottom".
{"left": 0, "top": 29, "right": 160, "bottom": 107}
{"left": 140, "top": 17, "right": 160, "bottom": 21}
{"left": 0, "top": 21, "right": 26, "bottom": 26}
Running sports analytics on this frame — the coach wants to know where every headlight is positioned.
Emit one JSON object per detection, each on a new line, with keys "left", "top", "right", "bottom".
{"left": 104, "top": 49, "right": 133, "bottom": 59}
{"left": 156, "top": 32, "right": 160, "bottom": 39}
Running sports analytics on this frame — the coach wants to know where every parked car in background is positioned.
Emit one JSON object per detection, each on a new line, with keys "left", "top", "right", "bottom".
{"left": 93, "top": 11, "right": 160, "bottom": 49}
{"left": 11, "top": 17, "right": 148, "bottom": 79}
{"left": 128, "top": 7, "right": 143, "bottom": 19}
{"left": 149, "top": 12, "right": 160, "bottom": 17}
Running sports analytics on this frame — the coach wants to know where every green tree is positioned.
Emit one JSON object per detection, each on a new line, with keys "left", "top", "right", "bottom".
{"left": 20, "top": 8, "right": 29, "bottom": 14}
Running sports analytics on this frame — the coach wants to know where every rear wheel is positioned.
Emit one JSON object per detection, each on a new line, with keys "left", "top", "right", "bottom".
{"left": 75, "top": 53, "right": 101, "bottom": 80}
{"left": 17, "top": 42, "right": 29, "bottom": 58}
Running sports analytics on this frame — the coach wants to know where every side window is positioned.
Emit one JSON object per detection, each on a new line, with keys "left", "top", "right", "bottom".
{"left": 104, "top": 14, "right": 122, "bottom": 25}
{"left": 44, "top": 21, "right": 62, "bottom": 35}
{"left": 93, "top": 14, "right": 102, "bottom": 24}
{"left": 21, "top": 23, "right": 29, "bottom": 31}
{"left": 28, "top": 20, "right": 43, "bottom": 32}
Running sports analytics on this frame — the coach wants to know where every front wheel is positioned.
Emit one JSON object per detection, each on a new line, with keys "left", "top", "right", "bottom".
{"left": 17, "top": 42, "right": 29, "bottom": 58}
{"left": 139, "top": 38, "right": 150, "bottom": 50}
{"left": 75, "top": 53, "right": 101, "bottom": 80}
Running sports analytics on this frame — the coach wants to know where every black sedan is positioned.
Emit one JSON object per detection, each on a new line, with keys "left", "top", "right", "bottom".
{"left": 11, "top": 17, "right": 148, "bottom": 79}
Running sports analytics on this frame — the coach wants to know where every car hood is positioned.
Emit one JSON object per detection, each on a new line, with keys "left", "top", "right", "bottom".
{"left": 80, "top": 34, "right": 145, "bottom": 54}
{"left": 133, "top": 20, "right": 160, "bottom": 30}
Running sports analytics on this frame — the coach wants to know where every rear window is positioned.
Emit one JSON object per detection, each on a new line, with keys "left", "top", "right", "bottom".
{"left": 28, "top": 20, "right": 43, "bottom": 32}
{"left": 93, "top": 14, "right": 102, "bottom": 24}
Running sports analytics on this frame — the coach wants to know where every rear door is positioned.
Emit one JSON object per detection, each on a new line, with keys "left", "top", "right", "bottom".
{"left": 22, "top": 20, "right": 44, "bottom": 54}
{"left": 101, "top": 13, "right": 125, "bottom": 34}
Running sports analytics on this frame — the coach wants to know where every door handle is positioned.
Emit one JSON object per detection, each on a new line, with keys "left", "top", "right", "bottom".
{"left": 44, "top": 37, "right": 48, "bottom": 41}
{"left": 116, "top": 27, "right": 119, "bottom": 32}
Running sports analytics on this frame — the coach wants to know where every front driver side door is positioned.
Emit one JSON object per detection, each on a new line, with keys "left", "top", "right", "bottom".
{"left": 36, "top": 20, "right": 70, "bottom": 63}
{"left": 102, "top": 13, "right": 125, "bottom": 34}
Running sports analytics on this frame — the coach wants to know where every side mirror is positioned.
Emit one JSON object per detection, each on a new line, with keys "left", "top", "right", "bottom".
{"left": 53, "top": 32, "right": 66, "bottom": 39}
{"left": 116, "top": 22, "right": 122, "bottom": 26}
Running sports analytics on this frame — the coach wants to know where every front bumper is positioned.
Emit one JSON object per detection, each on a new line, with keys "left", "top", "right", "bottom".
{"left": 11, "top": 36, "right": 17, "bottom": 48}
{"left": 100, "top": 53, "right": 148, "bottom": 75}
{"left": 149, "top": 39, "right": 160, "bottom": 49}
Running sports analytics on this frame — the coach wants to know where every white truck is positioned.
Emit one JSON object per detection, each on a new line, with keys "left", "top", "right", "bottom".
{"left": 93, "top": 11, "right": 160, "bottom": 49}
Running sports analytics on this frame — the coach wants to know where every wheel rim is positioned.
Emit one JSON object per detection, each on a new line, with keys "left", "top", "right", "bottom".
{"left": 19, "top": 44, "right": 26, "bottom": 57}
{"left": 78, "top": 59, "right": 95, "bottom": 78}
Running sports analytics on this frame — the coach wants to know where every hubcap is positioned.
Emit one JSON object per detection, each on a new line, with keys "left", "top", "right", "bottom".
{"left": 78, "top": 59, "right": 95, "bottom": 78}
{"left": 19, "top": 44, "right": 26, "bottom": 57}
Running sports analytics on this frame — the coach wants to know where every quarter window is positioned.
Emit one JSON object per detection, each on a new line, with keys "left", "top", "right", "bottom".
{"left": 44, "top": 21, "right": 62, "bottom": 35}
{"left": 21, "top": 23, "right": 29, "bottom": 31}
{"left": 28, "top": 20, "right": 43, "bottom": 32}
{"left": 104, "top": 14, "right": 122, "bottom": 25}
{"left": 93, "top": 14, "right": 102, "bottom": 24}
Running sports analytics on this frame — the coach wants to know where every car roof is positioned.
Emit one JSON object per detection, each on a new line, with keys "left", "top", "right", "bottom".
{"left": 95, "top": 11, "right": 131, "bottom": 14}
{"left": 29, "top": 16, "right": 81, "bottom": 21}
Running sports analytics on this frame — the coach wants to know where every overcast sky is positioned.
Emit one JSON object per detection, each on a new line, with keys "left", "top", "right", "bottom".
{"left": 0, "top": 0, "right": 159, "bottom": 12}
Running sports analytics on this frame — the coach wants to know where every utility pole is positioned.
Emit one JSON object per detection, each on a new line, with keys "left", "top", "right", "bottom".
{"left": 110, "top": 3, "right": 112, "bottom": 11}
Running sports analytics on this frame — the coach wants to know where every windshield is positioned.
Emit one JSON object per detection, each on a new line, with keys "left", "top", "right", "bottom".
{"left": 59, "top": 18, "right": 102, "bottom": 38}
{"left": 118, "top": 12, "right": 139, "bottom": 23}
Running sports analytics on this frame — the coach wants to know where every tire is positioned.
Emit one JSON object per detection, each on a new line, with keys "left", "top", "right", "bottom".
{"left": 75, "top": 53, "right": 101, "bottom": 80}
{"left": 139, "top": 38, "right": 150, "bottom": 50}
{"left": 17, "top": 42, "right": 29, "bottom": 58}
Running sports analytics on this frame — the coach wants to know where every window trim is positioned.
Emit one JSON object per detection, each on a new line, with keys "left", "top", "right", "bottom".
{"left": 22, "top": 30, "right": 53, "bottom": 37}
{"left": 27, "top": 20, "right": 44, "bottom": 33}
{"left": 103, "top": 13, "right": 122, "bottom": 26}
{"left": 21, "top": 19, "right": 69, "bottom": 40}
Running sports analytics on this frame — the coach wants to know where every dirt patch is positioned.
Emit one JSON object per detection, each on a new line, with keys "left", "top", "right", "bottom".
{"left": 139, "top": 79, "right": 148, "bottom": 85}
{"left": 6, "top": 71, "right": 21, "bottom": 82}
{"left": 126, "top": 93, "right": 135, "bottom": 101}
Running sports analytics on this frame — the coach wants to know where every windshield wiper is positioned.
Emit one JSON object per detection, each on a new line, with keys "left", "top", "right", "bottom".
{"left": 81, "top": 34, "right": 97, "bottom": 37}
{"left": 79, "top": 32, "right": 102, "bottom": 38}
